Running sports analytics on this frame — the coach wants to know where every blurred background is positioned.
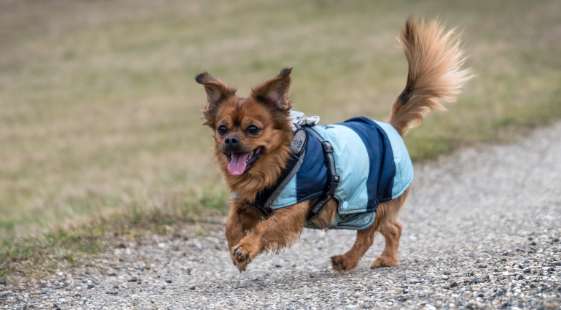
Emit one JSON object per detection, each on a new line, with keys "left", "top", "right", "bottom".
{"left": 1, "top": 0, "right": 560, "bottom": 249}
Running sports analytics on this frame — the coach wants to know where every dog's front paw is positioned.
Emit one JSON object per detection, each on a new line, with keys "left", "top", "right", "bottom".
{"left": 330, "top": 255, "right": 358, "bottom": 272}
{"left": 231, "top": 244, "right": 252, "bottom": 272}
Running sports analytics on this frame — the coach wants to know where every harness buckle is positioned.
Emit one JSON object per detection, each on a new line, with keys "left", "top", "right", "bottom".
{"left": 322, "top": 141, "right": 334, "bottom": 153}
{"left": 332, "top": 175, "right": 340, "bottom": 185}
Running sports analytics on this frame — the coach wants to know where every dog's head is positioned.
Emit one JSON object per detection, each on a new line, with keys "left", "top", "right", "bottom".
{"left": 196, "top": 68, "right": 294, "bottom": 188}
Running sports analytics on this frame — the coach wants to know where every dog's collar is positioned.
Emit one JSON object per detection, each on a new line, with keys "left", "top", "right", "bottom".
{"left": 289, "top": 109, "right": 320, "bottom": 130}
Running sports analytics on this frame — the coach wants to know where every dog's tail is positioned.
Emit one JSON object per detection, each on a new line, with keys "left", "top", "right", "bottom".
{"left": 389, "top": 17, "right": 472, "bottom": 136}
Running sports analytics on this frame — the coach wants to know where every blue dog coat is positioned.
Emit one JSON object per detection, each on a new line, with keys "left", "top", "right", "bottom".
{"left": 255, "top": 117, "right": 413, "bottom": 230}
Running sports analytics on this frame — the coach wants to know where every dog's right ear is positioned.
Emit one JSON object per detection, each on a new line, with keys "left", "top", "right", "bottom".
{"left": 195, "top": 72, "right": 236, "bottom": 126}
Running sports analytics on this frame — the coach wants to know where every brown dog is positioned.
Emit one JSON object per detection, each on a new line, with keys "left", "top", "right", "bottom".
{"left": 196, "top": 18, "right": 471, "bottom": 272}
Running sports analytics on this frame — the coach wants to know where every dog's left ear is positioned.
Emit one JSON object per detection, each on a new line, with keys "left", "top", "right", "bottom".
{"left": 251, "top": 67, "right": 292, "bottom": 111}
{"left": 195, "top": 72, "right": 236, "bottom": 126}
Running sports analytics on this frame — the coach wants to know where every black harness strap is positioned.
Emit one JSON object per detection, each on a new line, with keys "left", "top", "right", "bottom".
{"left": 306, "top": 127, "right": 340, "bottom": 219}
{"left": 252, "top": 128, "right": 307, "bottom": 216}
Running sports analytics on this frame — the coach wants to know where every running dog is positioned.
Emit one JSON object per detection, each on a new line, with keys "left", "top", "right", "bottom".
{"left": 195, "top": 17, "right": 471, "bottom": 272}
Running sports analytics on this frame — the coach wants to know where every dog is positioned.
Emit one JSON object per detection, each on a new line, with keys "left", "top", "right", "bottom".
{"left": 196, "top": 18, "right": 471, "bottom": 272}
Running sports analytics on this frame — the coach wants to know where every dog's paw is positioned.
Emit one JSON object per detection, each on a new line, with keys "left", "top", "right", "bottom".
{"left": 330, "top": 255, "right": 357, "bottom": 272}
{"left": 370, "top": 256, "right": 399, "bottom": 269}
{"left": 231, "top": 244, "right": 252, "bottom": 272}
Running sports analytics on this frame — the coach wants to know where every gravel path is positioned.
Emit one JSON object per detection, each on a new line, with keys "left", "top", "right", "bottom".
{"left": 2, "top": 123, "right": 561, "bottom": 309}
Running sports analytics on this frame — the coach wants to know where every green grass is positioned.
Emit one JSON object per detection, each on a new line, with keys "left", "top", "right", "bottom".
{"left": 1, "top": 0, "right": 561, "bottom": 277}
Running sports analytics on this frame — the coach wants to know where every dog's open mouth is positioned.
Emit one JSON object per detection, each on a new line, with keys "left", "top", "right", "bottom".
{"left": 226, "top": 147, "right": 263, "bottom": 176}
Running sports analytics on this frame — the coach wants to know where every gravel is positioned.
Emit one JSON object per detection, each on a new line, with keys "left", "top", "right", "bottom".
{"left": 2, "top": 123, "right": 561, "bottom": 309}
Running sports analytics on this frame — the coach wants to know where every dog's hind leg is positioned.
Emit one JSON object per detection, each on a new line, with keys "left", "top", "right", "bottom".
{"left": 331, "top": 222, "right": 377, "bottom": 272}
{"left": 371, "top": 189, "right": 410, "bottom": 269}
{"left": 331, "top": 189, "right": 410, "bottom": 272}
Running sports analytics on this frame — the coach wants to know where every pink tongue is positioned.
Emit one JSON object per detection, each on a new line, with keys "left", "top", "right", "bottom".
{"left": 227, "top": 153, "right": 251, "bottom": 176}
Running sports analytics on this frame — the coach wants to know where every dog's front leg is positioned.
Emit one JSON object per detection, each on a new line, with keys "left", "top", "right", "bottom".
{"left": 231, "top": 202, "right": 310, "bottom": 271}
{"left": 225, "top": 202, "right": 261, "bottom": 253}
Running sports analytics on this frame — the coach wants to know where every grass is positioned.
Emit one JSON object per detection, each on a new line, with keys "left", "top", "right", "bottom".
{"left": 0, "top": 188, "right": 225, "bottom": 279}
{"left": 1, "top": 0, "right": 561, "bottom": 278}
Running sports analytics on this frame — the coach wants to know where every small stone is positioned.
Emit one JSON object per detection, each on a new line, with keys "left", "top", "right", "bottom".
{"left": 466, "top": 303, "right": 477, "bottom": 310}
{"left": 495, "top": 288, "right": 505, "bottom": 296}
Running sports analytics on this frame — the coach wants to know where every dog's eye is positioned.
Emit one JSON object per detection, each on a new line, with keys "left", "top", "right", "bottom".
{"left": 246, "top": 125, "right": 261, "bottom": 135}
{"left": 217, "top": 125, "right": 228, "bottom": 136}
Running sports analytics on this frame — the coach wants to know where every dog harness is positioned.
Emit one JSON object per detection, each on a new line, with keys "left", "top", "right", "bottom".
{"left": 252, "top": 116, "right": 414, "bottom": 230}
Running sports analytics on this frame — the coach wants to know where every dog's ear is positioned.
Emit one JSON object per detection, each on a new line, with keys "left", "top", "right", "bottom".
{"left": 251, "top": 67, "right": 292, "bottom": 111}
{"left": 195, "top": 72, "right": 236, "bottom": 126}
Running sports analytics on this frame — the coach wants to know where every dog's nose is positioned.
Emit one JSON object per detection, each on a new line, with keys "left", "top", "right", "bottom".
{"left": 224, "top": 136, "right": 243, "bottom": 153}
{"left": 225, "top": 136, "right": 239, "bottom": 147}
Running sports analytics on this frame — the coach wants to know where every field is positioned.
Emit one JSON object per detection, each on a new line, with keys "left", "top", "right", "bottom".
{"left": 1, "top": 0, "right": 561, "bottom": 272}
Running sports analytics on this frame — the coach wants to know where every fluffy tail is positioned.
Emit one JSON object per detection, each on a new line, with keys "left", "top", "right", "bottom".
{"left": 389, "top": 17, "right": 472, "bottom": 136}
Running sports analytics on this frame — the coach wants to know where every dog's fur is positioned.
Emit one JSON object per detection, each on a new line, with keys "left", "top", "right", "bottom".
{"left": 196, "top": 18, "right": 471, "bottom": 272}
